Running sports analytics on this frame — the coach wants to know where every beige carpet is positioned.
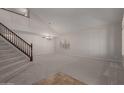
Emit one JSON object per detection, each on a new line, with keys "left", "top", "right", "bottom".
{"left": 34, "top": 72, "right": 86, "bottom": 85}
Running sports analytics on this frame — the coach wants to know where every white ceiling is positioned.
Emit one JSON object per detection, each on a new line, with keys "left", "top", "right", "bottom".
{"left": 30, "top": 8, "right": 124, "bottom": 34}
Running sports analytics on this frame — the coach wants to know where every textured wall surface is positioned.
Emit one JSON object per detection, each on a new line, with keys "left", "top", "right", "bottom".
{"left": 56, "top": 23, "right": 122, "bottom": 60}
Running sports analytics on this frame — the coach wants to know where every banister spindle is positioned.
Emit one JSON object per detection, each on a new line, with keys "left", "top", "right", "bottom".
{"left": 26, "top": 44, "right": 28, "bottom": 54}
{"left": 8, "top": 31, "right": 10, "bottom": 41}
{"left": 0, "top": 22, "right": 33, "bottom": 61}
{"left": 13, "top": 34, "right": 16, "bottom": 44}
{"left": 6, "top": 29, "right": 9, "bottom": 40}
{"left": 4, "top": 28, "right": 6, "bottom": 37}
{"left": 10, "top": 32, "right": 12, "bottom": 42}
{"left": 30, "top": 44, "right": 33, "bottom": 61}
{"left": 12, "top": 33, "right": 14, "bottom": 43}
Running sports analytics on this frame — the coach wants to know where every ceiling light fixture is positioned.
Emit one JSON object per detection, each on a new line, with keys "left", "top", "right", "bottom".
{"left": 41, "top": 33, "right": 57, "bottom": 40}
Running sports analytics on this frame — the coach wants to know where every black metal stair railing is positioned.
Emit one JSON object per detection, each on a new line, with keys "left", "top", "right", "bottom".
{"left": 0, "top": 22, "right": 33, "bottom": 61}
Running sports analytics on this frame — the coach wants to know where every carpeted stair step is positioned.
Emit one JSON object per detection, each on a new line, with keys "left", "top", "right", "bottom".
{"left": 0, "top": 52, "right": 19, "bottom": 58}
{"left": 0, "top": 49, "right": 15, "bottom": 54}
{"left": 0, "top": 58, "right": 28, "bottom": 68}
{"left": 0, "top": 53, "right": 21, "bottom": 60}
{"left": 0, "top": 63, "right": 30, "bottom": 83}
{"left": 0, "top": 56, "right": 26, "bottom": 63}
{"left": 0, "top": 35, "right": 30, "bottom": 84}
{"left": 0, "top": 46, "right": 12, "bottom": 49}
{"left": 0, "top": 60, "right": 28, "bottom": 75}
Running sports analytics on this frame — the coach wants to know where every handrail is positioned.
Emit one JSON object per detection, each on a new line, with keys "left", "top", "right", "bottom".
{"left": 0, "top": 22, "right": 33, "bottom": 61}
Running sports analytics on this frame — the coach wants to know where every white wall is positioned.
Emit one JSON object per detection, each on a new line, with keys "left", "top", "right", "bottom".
{"left": 0, "top": 9, "right": 29, "bottom": 31}
{"left": 0, "top": 9, "right": 56, "bottom": 58}
{"left": 0, "top": 9, "right": 122, "bottom": 61}
{"left": 0, "top": 9, "right": 53, "bottom": 34}
{"left": 15, "top": 31, "right": 56, "bottom": 56}
{"left": 56, "top": 23, "right": 122, "bottom": 60}
{"left": 53, "top": 23, "right": 123, "bottom": 84}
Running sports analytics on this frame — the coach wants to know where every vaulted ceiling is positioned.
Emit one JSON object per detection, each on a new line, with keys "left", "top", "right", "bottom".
{"left": 30, "top": 8, "right": 124, "bottom": 34}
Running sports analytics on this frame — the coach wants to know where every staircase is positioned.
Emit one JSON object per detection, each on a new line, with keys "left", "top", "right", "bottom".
{"left": 0, "top": 23, "right": 33, "bottom": 84}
